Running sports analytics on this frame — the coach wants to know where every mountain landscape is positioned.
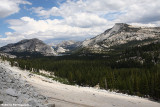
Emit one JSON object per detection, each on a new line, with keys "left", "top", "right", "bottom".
{"left": 0, "top": 23, "right": 160, "bottom": 107}
{"left": 1, "top": 0, "right": 160, "bottom": 107}
{"left": 1, "top": 23, "right": 160, "bottom": 56}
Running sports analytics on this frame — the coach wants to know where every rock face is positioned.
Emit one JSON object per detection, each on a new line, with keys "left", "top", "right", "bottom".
{"left": 54, "top": 40, "right": 82, "bottom": 53}
{"left": 82, "top": 23, "right": 160, "bottom": 52}
{"left": 0, "top": 38, "right": 57, "bottom": 56}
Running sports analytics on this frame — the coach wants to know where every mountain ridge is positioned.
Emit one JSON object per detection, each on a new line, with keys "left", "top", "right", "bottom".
{"left": 82, "top": 23, "right": 160, "bottom": 53}
{"left": 0, "top": 38, "right": 57, "bottom": 56}
{"left": 1, "top": 23, "right": 160, "bottom": 55}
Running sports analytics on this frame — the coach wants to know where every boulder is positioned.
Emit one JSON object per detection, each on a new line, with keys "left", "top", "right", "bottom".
{"left": 6, "top": 88, "right": 19, "bottom": 97}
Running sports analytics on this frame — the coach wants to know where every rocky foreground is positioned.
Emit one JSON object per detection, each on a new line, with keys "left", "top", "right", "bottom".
{"left": 0, "top": 61, "right": 54, "bottom": 107}
{"left": 0, "top": 60, "right": 160, "bottom": 107}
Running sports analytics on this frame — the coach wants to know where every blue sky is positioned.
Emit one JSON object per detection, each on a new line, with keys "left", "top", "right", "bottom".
{"left": 0, "top": 0, "right": 160, "bottom": 46}
{"left": 0, "top": 0, "right": 61, "bottom": 36}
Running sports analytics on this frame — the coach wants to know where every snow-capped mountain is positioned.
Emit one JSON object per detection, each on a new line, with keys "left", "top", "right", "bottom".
{"left": 0, "top": 38, "right": 57, "bottom": 56}
{"left": 82, "top": 23, "right": 160, "bottom": 53}
{"left": 54, "top": 40, "right": 82, "bottom": 53}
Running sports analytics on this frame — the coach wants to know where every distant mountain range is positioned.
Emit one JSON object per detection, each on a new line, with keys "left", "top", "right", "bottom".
{"left": 0, "top": 23, "right": 160, "bottom": 57}
{"left": 53, "top": 40, "right": 82, "bottom": 53}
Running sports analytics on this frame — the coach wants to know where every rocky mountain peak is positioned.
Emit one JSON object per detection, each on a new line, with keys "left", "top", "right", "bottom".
{"left": 82, "top": 23, "right": 160, "bottom": 53}
{"left": 0, "top": 38, "right": 57, "bottom": 56}
{"left": 111, "top": 23, "right": 129, "bottom": 32}
{"left": 107, "top": 23, "right": 139, "bottom": 35}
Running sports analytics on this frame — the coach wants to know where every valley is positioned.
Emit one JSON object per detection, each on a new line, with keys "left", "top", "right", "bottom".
{"left": 0, "top": 60, "right": 159, "bottom": 107}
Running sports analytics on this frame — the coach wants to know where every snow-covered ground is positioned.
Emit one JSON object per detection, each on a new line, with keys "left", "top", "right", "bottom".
{"left": 0, "top": 60, "right": 160, "bottom": 107}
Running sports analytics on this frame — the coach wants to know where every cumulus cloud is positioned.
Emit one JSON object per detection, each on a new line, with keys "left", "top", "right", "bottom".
{"left": 32, "top": 0, "right": 160, "bottom": 25}
{"left": 0, "top": 16, "right": 111, "bottom": 46}
{"left": 0, "top": 0, "right": 31, "bottom": 18}
{"left": 32, "top": 0, "right": 126, "bottom": 17}
{"left": 65, "top": 13, "right": 108, "bottom": 28}
{"left": 118, "top": 0, "right": 160, "bottom": 23}
{"left": 31, "top": 7, "right": 60, "bottom": 18}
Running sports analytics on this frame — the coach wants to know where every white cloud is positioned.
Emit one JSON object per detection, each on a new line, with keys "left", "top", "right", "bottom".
{"left": 5, "top": 32, "right": 12, "bottom": 36}
{"left": 65, "top": 13, "right": 108, "bottom": 28}
{"left": 0, "top": 0, "right": 31, "bottom": 18}
{"left": 32, "top": 0, "right": 126, "bottom": 17}
{"left": 118, "top": 0, "right": 160, "bottom": 23}
{"left": 32, "top": 0, "right": 160, "bottom": 25}
{"left": 32, "top": 7, "right": 60, "bottom": 18}
{"left": 129, "top": 23, "right": 156, "bottom": 27}
{"left": 0, "top": 16, "right": 111, "bottom": 46}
